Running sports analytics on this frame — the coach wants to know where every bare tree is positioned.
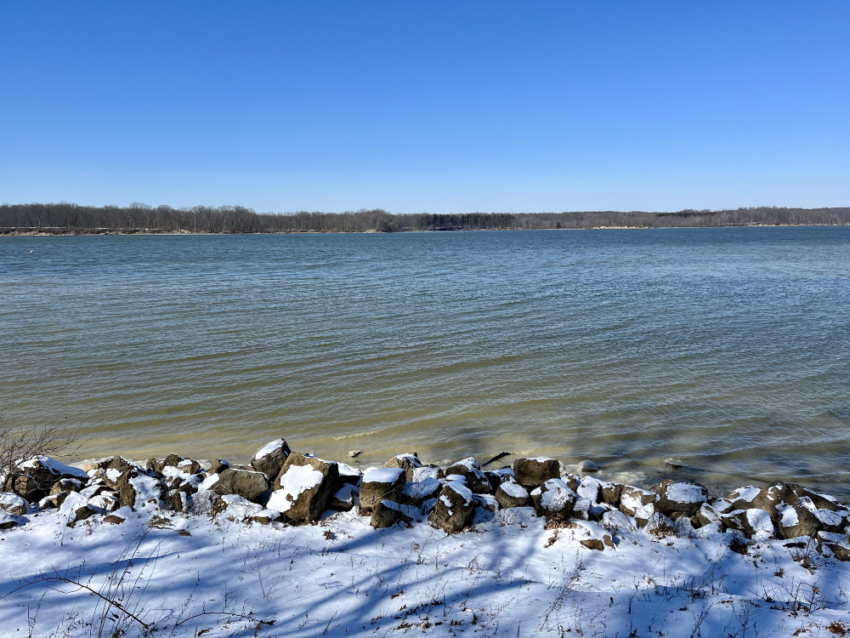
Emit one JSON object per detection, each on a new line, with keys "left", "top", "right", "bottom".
{"left": 0, "top": 413, "right": 80, "bottom": 490}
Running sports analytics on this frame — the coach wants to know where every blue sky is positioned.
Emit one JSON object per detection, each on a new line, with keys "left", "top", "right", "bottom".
{"left": 1, "top": 2, "right": 847, "bottom": 213}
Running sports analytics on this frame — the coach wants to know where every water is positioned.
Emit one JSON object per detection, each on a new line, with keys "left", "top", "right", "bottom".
{"left": 2, "top": 228, "right": 849, "bottom": 495}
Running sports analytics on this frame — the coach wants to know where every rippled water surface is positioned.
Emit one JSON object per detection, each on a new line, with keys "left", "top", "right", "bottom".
{"left": 2, "top": 228, "right": 849, "bottom": 493}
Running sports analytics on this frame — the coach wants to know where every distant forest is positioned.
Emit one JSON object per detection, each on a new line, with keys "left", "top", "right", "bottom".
{"left": 1, "top": 203, "right": 849, "bottom": 234}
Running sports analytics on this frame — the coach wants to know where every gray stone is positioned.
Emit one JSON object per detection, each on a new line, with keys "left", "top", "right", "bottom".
{"left": 384, "top": 453, "right": 422, "bottom": 481}
{"left": 268, "top": 454, "right": 338, "bottom": 523}
{"left": 211, "top": 468, "right": 271, "bottom": 504}
{"left": 251, "top": 438, "right": 292, "bottom": 480}
{"left": 654, "top": 480, "right": 708, "bottom": 517}
{"left": 495, "top": 479, "right": 531, "bottom": 509}
{"left": 576, "top": 460, "right": 599, "bottom": 473}
{"left": 359, "top": 467, "right": 406, "bottom": 513}
{"left": 429, "top": 483, "right": 475, "bottom": 533}
{"left": 513, "top": 458, "right": 560, "bottom": 488}
{"left": 445, "top": 458, "right": 491, "bottom": 494}
{"left": 371, "top": 500, "right": 410, "bottom": 529}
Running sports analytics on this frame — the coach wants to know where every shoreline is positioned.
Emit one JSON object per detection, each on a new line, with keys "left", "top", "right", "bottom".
{"left": 3, "top": 442, "right": 850, "bottom": 635}
{"left": 3, "top": 223, "right": 850, "bottom": 236}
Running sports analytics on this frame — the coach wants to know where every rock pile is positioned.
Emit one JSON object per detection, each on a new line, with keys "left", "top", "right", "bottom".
{"left": 2, "top": 445, "right": 850, "bottom": 560}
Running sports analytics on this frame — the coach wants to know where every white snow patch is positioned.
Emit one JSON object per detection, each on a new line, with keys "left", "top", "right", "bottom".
{"left": 411, "top": 466, "right": 441, "bottom": 482}
{"left": 746, "top": 509, "right": 775, "bottom": 541}
{"left": 362, "top": 467, "right": 404, "bottom": 484}
{"left": 664, "top": 482, "right": 706, "bottom": 504}
{"left": 19, "top": 455, "right": 88, "bottom": 479}
{"left": 500, "top": 481, "right": 529, "bottom": 499}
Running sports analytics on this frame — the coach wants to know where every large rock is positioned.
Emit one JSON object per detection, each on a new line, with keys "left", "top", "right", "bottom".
{"left": 251, "top": 438, "right": 292, "bottom": 479}
{"left": 326, "top": 484, "right": 359, "bottom": 512}
{"left": 728, "top": 484, "right": 797, "bottom": 521}
{"left": 0, "top": 511, "right": 19, "bottom": 529}
{"left": 399, "top": 478, "right": 442, "bottom": 507}
{"left": 513, "top": 458, "right": 560, "bottom": 488}
{"left": 601, "top": 482, "right": 624, "bottom": 506}
{"left": 655, "top": 480, "right": 708, "bottom": 517}
{"left": 210, "top": 468, "right": 271, "bottom": 504}
{"left": 619, "top": 486, "right": 656, "bottom": 522}
{"left": 359, "top": 467, "right": 406, "bottom": 512}
{"left": 50, "top": 478, "right": 83, "bottom": 496}
{"left": 384, "top": 453, "right": 422, "bottom": 481}
{"left": 0, "top": 492, "right": 28, "bottom": 516}
{"left": 531, "top": 478, "right": 577, "bottom": 521}
{"left": 267, "top": 454, "right": 338, "bottom": 523}
{"left": 577, "top": 476, "right": 603, "bottom": 503}
{"left": 721, "top": 509, "right": 776, "bottom": 541}
{"left": 116, "top": 469, "right": 166, "bottom": 509}
{"left": 429, "top": 483, "right": 475, "bottom": 533}
{"left": 495, "top": 479, "right": 531, "bottom": 509}
{"left": 371, "top": 500, "right": 411, "bottom": 529}
{"left": 778, "top": 503, "right": 821, "bottom": 539}
{"left": 6, "top": 455, "right": 88, "bottom": 502}
{"left": 445, "top": 458, "right": 491, "bottom": 494}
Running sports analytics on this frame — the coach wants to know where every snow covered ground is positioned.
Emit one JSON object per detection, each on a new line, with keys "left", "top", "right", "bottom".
{"left": 2, "top": 497, "right": 849, "bottom": 637}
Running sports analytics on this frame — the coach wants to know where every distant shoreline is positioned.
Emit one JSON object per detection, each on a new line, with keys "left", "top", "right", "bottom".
{"left": 3, "top": 223, "right": 850, "bottom": 237}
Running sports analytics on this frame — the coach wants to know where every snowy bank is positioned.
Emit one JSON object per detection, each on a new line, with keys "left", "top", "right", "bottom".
{"left": 1, "top": 442, "right": 850, "bottom": 637}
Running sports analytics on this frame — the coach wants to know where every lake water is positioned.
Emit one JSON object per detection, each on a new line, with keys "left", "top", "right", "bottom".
{"left": 2, "top": 228, "right": 849, "bottom": 495}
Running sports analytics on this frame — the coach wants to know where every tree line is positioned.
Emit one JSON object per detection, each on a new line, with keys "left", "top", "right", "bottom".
{"left": 1, "top": 202, "right": 848, "bottom": 234}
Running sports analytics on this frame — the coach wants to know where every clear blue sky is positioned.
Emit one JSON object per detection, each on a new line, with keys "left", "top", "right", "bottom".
{"left": 1, "top": 2, "right": 848, "bottom": 213}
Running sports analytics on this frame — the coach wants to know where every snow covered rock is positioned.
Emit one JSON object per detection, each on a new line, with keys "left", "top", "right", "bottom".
{"left": 6, "top": 455, "right": 88, "bottom": 502}
{"left": 0, "top": 493, "right": 28, "bottom": 516}
{"left": 0, "top": 511, "right": 19, "bottom": 529}
{"left": 798, "top": 496, "right": 846, "bottom": 533}
{"left": 336, "top": 462, "right": 362, "bottom": 486}
{"left": 643, "top": 512, "right": 676, "bottom": 536}
{"left": 721, "top": 509, "right": 776, "bottom": 541}
{"left": 326, "top": 483, "right": 359, "bottom": 512}
{"left": 384, "top": 453, "right": 422, "bottom": 481}
{"left": 777, "top": 503, "right": 821, "bottom": 539}
{"left": 577, "top": 476, "right": 603, "bottom": 503}
{"left": 445, "top": 458, "right": 492, "bottom": 494}
{"left": 117, "top": 469, "right": 166, "bottom": 509}
{"left": 50, "top": 478, "right": 83, "bottom": 495}
{"left": 430, "top": 482, "right": 475, "bottom": 532}
{"left": 695, "top": 503, "right": 722, "bottom": 527}
{"left": 531, "top": 478, "right": 577, "bottom": 522}
{"left": 619, "top": 486, "right": 656, "bottom": 519}
{"left": 359, "top": 467, "right": 406, "bottom": 512}
{"left": 513, "top": 458, "right": 560, "bottom": 488}
{"left": 655, "top": 480, "right": 708, "bottom": 517}
{"left": 371, "top": 500, "right": 411, "bottom": 529}
{"left": 210, "top": 468, "right": 270, "bottom": 504}
{"left": 495, "top": 479, "right": 531, "bottom": 509}
{"left": 267, "top": 453, "right": 338, "bottom": 523}
{"left": 412, "top": 465, "right": 444, "bottom": 482}
{"left": 399, "top": 477, "right": 441, "bottom": 507}
{"left": 251, "top": 438, "right": 292, "bottom": 479}
{"left": 212, "top": 494, "right": 265, "bottom": 521}
{"left": 600, "top": 482, "right": 623, "bottom": 506}
{"left": 576, "top": 460, "right": 599, "bottom": 473}
{"left": 209, "top": 459, "right": 230, "bottom": 474}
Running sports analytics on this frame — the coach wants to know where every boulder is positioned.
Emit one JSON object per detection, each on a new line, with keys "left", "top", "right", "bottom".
{"left": 619, "top": 486, "right": 657, "bottom": 522}
{"left": 429, "top": 483, "right": 475, "bottom": 533}
{"left": 103, "top": 514, "right": 126, "bottom": 525}
{"left": 210, "top": 468, "right": 270, "bottom": 504}
{"left": 728, "top": 484, "right": 797, "bottom": 521}
{"left": 513, "top": 458, "right": 560, "bottom": 488}
{"left": 50, "top": 478, "right": 83, "bottom": 496}
{"left": 495, "top": 479, "right": 531, "bottom": 509}
{"left": 562, "top": 473, "right": 581, "bottom": 491}
{"left": 778, "top": 503, "right": 821, "bottom": 539}
{"left": 252, "top": 510, "right": 282, "bottom": 525}
{"left": 38, "top": 491, "right": 69, "bottom": 510}
{"left": 791, "top": 485, "right": 837, "bottom": 511}
{"left": 359, "top": 467, "right": 406, "bottom": 512}
{"left": 577, "top": 476, "right": 603, "bottom": 503}
{"left": 326, "top": 484, "right": 359, "bottom": 512}
{"left": 67, "top": 504, "right": 96, "bottom": 527}
{"left": 209, "top": 459, "right": 231, "bottom": 475}
{"left": 336, "top": 463, "right": 362, "bottom": 487}
{"left": 267, "top": 454, "right": 338, "bottom": 523}
{"left": 384, "top": 453, "right": 422, "bottom": 481}
{"left": 0, "top": 492, "right": 28, "bottom": 516}
{"left": 6, "top": 455, "right": 87, "bottom": 501}
{"left": 0, "top": 511, "right": 19, "bottom": 530}
{"left": 371, "top": 500, "right": 411, "bottom": 529}
{"left": 251, "top": 438, "right": 292, "bottom": 479}
{"left": 655, "top": 480, "right": 708, "bottom": 517}
{"left": 576, "top": 460, "right": 599, "bottom": 473}
{"left": 695, "top": 503, "right": 722, "bottom": 527}
{"left": 88, "top": 493, "right": 119, "bottom": 513}
{"left": 399, "top": 478, "right": 442, "bottom": 507}
{"left": 721, "top": 509, "right": 775, "bottom": 541}
{"left": 116, "top": 469, "right": 166, "bottom": 508}
{"left": 531, "top": 478, "right": 577, "bottom": 522}
{"left": 601, "top": 482, "right": 623, "bottom": 506}
{"left": 5, "top": 475, "right": 46, "bottom": 502}
{"left": 826, "top": 543, "right": 850, "bottom": 562}
{"left": 445, "top": 458, "right": 491, "bottom": 494}
{"left": 412, "top": 465, "right": 445, "bottom": 482}
{"left": 212, "top": 494, "right": 265, "bottom": 520}
{"left": 643, "top": 512, "right": 676, "bottom": 536}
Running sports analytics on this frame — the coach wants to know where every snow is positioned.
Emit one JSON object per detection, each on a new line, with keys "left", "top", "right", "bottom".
{"left": 18, "top": 455, "right": 88, "bottom": 479}
{"left": 577, "top": 476, "right": 601, "bottom": 502}
{"left": 731, "top": 486, "right": 762, "bottom": 503}
{"left": 451, "top": 457, "right": 480, "bottom": 471}
{"left": 540, "top": 479, "right": 576, "bottom": 512}
{"left": 0, "top": 493, "right": 27, "bottom": 514}
{"left": 500, "top": 480, "right": 529, "bottom": 499}
{"left": 665, "top": 482, "right": 706, "bottom": 504}
{"left": 253, "top": 439, "right": 286, "bottom": 460}
{"left": 620, "top": 488, "right": 655, "bottom": 514}
{"left": 745, "top": 508, "right": 775, "bottom": 541}
{"left": 337, "top": 462, "right": 361, "bottom": 481}
{"left": 362, "top": 467, "right": 404, "bottom": 484}
{"left": 267, "top": 464, "right": 324, "bottom": 513}
{"left": 779, "top": 504, "right": 799, "bottom": 527}
{"left": 411, "top": 466, "right": 440, "bottom": 482}
{"left": 401, "top": 478, "right": 440, "bottom": 500}
{"left": 5, "top": 498, "right": 849, "bottom": 637}
{"left": 128, "top": 474, "right": 164, "bottom": 509}
{"left": 199, "top": 473, "right": 219, "bottom": 490}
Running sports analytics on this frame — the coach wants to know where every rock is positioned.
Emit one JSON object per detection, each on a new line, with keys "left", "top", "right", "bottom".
{"left": 695, "top": 503, "right": 722, "bottom": 527}
{"left": 572, "top": 497, "right": 593, "bottom": 520}
{"left": 336, "top": 463, "right": 362, "bottom": 487}
{"left": 326, "top": 484, "right": 359, "bottom": 512}
{"left": 826, "top": 543, "right": 850, "bottom": 561}
{"left": 0, "top": 511, "right": 18, "bottom": 529}
{"left": 50, "top": 478, "right": 83, "bottom": 496}
{"left": 212, "top": 494, "right": 265, "bottom": 520}
{"left": 577, "top": 476, "right": 603, "bottom": 503}
{"left": 251, "top": 438, "right": 292, "bottom": 479}
{"left": 429, "top": 483, "right": 475, "bottom": 533}
{"left": 38, "top": 491, "right": 70, "bottom": 510}
{"left": 655, "top": 480, "right": 708, "bottom": 517}
{"left": 83, "top": 457, "right": 115, "bottom": 472}
{"left": 166, "top": 490, "right": 189, "bottom": 513}
{"left": 791, "top": 485, "right": 837, "bottom": 511}
{"left": 778, "top": 503, "right": 821, "bottom": 539}
{"left": 107, "top": 457, "right": 141, "bottom": 474}
{"left": 601, "top": 482, "right": 623, "bottom": 506}
{"left": 348, "top": 450, "right": 361, "bottom": 458}
{"left": 89, "top": 493, "right": 119, "bottom": 513}
{"left": 513, "top": 458, "right": 560, "bottom": 488}
{"left": 576, "top": 460, "right": 599, "bottom": 473}
{"left": 569, "top": 520, "right": 614, "bottom": 550}
{"left": 371, "top": 500, "right": 411, "bottom": 529}
{"left": 267, "top": 454, "right": 338, "bottom": 523}
{"left": 209, "top": 459, "right": 230, "bottom": 475}
{"left": 103, "top": 514, "right": 126, "bottom": 525}
{"left": 531, "top": 478, "right": 577, "bottom": 522}
{"left": 252, "top": 509, "right": 282, "bottom": 525}
{"left": 562, "top": 473, "right": 581, "bottom": 491}
{"left": 210, "top": 468, "right": 271, "bottom": 504}
{"left": 664, "top": 457, "right": 684, "bottom": 469}
{"left": 721, "top": 509, "right": 776, "bottom": 541}
{"left": 68, "top": 504, "right": 96, "bottom": 527}
{"left": 728, "top": 484, "right": 798, "bottom": 521}
{"left": 412, "top": 465, "right": 444, "bottom": 482}
{"left": 384, "top": 453, "right": 422, "bottom": 481}
{"left": 399, "top": 478, "right": 442, "bottom": 507}
{"left": 445, "top": 458, "right": 491, "bottom": 494}
{"left": 619, "top": 486, "right": 657, "bottom": 519}
{"left": 116, "top": 469, "right": 166, "bottom": 509}
{"left": 495, "top": 479, "right": 531, "bottom": 509}
{"left": 474, "top": 493, "right": 498, "bottom": 514}
{"left": 601, "top": 510, "right": 636, "bottom": 533}
{"left": 0, "top": 493, "right": 28, "bottom": 516}
{"left": 359, "top": 467, "right": 406, "bottom": 512}
{"left": 5, "top": 475, "right": 47, "bottom": 502}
